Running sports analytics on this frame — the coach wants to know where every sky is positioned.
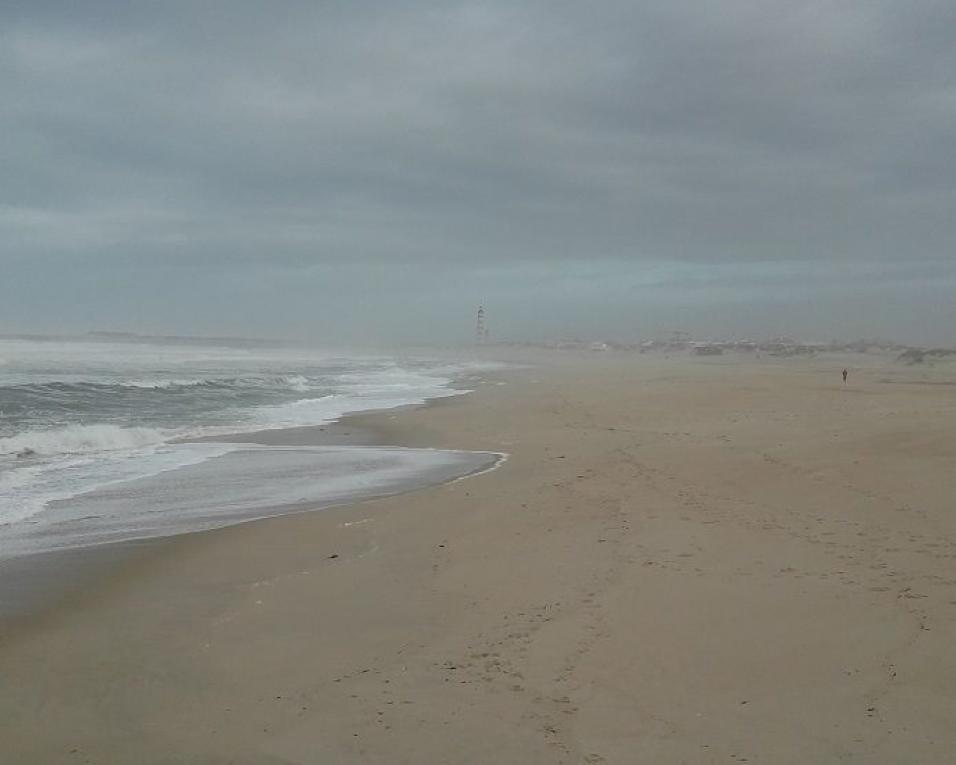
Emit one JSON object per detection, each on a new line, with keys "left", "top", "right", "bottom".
{"left": 2, "top": 1, "right": 955, "bottom": 345}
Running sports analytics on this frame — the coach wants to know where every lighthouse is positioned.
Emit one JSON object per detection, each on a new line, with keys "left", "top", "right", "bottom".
{"left": 475, "top": 305, "right": 489, "bottom": 345}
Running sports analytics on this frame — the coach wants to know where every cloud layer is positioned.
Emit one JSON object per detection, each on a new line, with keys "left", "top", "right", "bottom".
{"left": 2, "top": 1, "right": 955, "bottom": 342}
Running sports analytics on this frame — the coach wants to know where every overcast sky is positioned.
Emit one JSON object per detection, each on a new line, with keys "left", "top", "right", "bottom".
{"left": 2, "top": 1, "right": 954, "bottom": 344}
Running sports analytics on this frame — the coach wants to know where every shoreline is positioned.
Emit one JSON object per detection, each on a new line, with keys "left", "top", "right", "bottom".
{"left": 2, "top": 352, "right": 955, "bottom": 763}
{"left": 0, "top": 370, "right": 512, "bottom": 626}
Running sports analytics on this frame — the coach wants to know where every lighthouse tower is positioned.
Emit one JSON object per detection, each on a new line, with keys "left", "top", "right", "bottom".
{"left": 475, "top": 305, "right": 489, "bottom": 345}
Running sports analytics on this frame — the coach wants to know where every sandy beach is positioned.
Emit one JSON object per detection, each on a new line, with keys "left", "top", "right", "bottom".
{"left": 2, "top": 351, "right": 955, "bottom": 764}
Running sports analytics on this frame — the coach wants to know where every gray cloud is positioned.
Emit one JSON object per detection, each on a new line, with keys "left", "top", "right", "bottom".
{"left": 2, "top": 1, "right": 955, "bottom": 342}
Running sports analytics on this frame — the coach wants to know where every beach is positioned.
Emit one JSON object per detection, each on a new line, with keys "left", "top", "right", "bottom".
{"left": 2, "top": 351, "right": 955, "bottom": 763}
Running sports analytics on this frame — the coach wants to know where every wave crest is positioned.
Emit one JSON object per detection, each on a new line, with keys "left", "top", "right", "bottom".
{"left": 0, "top": 424, "right": 168, "bottom": 457}
{"left": 2, "top": 374, "right": 319, "bottom": 393}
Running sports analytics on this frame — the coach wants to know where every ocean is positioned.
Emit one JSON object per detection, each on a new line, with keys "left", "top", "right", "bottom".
{"left": 0, "top": 336, "right": 500, "bottom": 559}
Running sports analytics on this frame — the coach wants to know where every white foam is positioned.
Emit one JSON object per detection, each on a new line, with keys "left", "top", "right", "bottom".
{"left": 0, "top": 445, "right": 500, "bottom": 558}
{"left": 114, "top": 374, "right": 319, "bottom": 391}
{"left": 0, "top": 463, "right": 48, "bottom": 525}
{"left": 119, "top": 378, "right": 214, "bottom": 389}
{"left": 0, "top": 442, "right": 236, "bottom": 528}
{"left": 283, "top": 374, "right": 312, "bottom": 392}
{"left": 0, "top": 424, "right": 171, "bottom": 457}
{"left": 249, "top": 369, "right": 464, "bottom": 430}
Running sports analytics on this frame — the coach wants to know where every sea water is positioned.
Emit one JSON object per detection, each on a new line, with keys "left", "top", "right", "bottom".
{"left": 0, "top": 336, "right": 499, "bottom": 559}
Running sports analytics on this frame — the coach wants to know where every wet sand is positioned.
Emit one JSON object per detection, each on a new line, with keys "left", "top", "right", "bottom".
{"left": 0, "top": 411, "right": 499, "bottom": 622}
{"left": 1, "top": 351, "right": 955, "bottom": 763}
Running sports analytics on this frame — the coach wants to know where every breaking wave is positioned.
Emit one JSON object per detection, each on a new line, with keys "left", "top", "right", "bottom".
{"left": 0, "top": 424, "right": 170, "bottom": 457}
{"left": 0, "top": 337, "right": 505, "bottom": 549}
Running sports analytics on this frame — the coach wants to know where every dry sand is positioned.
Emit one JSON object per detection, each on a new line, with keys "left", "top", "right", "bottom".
{"left": 2, "top": 352, "right": 955, "bottom": 763}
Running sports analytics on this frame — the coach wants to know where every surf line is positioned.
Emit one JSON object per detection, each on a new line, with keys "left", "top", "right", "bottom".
{"left": 445, "top": 450, "right": 509, "bottom": 484}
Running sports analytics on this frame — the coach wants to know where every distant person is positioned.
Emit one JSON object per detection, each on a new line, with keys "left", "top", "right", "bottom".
{"left": 842, "top": 368, "right": 848, "bottom": 384}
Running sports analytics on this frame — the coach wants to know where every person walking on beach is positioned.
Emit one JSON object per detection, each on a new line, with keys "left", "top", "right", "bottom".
{"left": 842, "top": 368, "right": 848, "bottom": 384}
